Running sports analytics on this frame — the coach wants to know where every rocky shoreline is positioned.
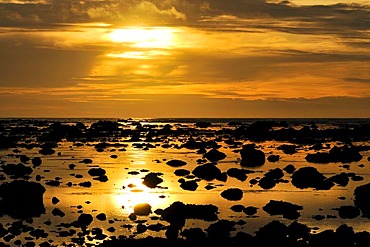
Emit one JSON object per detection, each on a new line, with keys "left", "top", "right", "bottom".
{"left": 1, "top": 118, "right": 370, "bottom": 246}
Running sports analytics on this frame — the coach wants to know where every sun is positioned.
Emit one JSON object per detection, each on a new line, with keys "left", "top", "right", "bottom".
{"left": 108, "top": 27, "right": 177, "bottom": 49}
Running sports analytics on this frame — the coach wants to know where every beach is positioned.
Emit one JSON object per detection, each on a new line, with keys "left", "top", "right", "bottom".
{"left": 1, "top": 118, "right": 370, "bottom": 246}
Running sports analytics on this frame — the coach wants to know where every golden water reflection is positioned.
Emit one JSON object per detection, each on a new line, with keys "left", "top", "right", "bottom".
{"left": 113, "top": 177, "right": 169, "bottom": 215}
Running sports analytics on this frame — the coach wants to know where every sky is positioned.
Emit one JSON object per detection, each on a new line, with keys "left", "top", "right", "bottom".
{"left": 1, "top": 0, "right": 370, "bottom": 118}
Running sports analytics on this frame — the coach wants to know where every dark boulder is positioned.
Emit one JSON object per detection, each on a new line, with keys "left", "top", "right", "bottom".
{"left": 0, "top": 180, "right": 46, "bottom": 219}
{"left": 1, "top": 163, "right": 33, "bottom": 179}
{"left": 337, "top": 205, "right": 361, "bottom": 219}
{"left": 192, "top": 163, "right": 222, "bottom": 181}
{"left": 240, "top": 144, "right": 265, "bottom": 167}
{"left": 220, "top": 188, "right": 243, "bottom": 201}
{"left": 166, "top": 159, "right": 187, "bottom": 167}
{"left": 267, "top": 154, "right": 280, "bottom": 162}
{"left": 262, "top": 200, "right": 303, "bottom": 220}
{"left": 354, "top": 183, "right": 370, "bottom": 218}
{"left": 180, "top": 180, "right": 198, "bottom": 191}
{"left": 205, "top": 219, "right": 236, "bottom": 242}
{"left": 203, "top": 148, "right": 226, "bottom": 162}
{"left": 306, "top": 145, "right": 363, "bottom": 164}
{"left": 88, "top": 168, "right": 106, "bottom": 177}
{"left": 291, "top": 167, "right": 327, "bottom": 189}
{"left": 142, "top": 172, "right": 163, "bottom": 188}
{"left": 133, "top": 203, "right": 152, "bottom": 216}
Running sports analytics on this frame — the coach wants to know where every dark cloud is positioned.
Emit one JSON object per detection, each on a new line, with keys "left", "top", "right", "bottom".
{"left": 1, "top": 0, "right": 369, "bottom": 35}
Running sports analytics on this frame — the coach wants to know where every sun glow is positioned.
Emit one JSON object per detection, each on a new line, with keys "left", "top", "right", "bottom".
{"left": 109, "top": 27, "right": 177, "bottom": 48}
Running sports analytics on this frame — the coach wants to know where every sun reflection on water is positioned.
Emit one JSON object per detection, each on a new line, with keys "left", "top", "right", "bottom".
{"left": 112, "top": 177, "right": 168, "bottom": 215}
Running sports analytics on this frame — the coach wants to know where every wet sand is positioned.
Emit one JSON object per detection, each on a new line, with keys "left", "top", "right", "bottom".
{"left": 1, "top": 118, "right": 370, "bottom": 246}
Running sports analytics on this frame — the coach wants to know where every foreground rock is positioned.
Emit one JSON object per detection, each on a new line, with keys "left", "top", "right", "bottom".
{"left": 0, "top": 180, "right": 46, "bottom": 219}
{"left": 240, "top": 144, "right": 265, "bottom": 167}
{"left": 96, "top": 222, "right": 370, "bottom": 247}
{"left": 354, "top": 183, "right": 370, "bottom": 218}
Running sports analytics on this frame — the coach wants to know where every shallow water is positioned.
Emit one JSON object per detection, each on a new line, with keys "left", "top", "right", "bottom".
{"left": 1, "top": 118, "right": 370, "bottom": 246}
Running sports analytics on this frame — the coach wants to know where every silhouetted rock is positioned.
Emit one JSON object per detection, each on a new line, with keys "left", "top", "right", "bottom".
{"left": 226, "top": 168, "right": 248, "bottom": 181}
{"left": 166, "top": 159, "right": 187, "bottom": 167}
{"left": 80, "top": 158, "right": 93, "bottom": 164}
{"left": 195, "top": 121, "right": 212, "bottom": 128}
{"left": 38, "top": 148, "right": 55, "bottom": 155}
{"left": 31, "top": 157, "right": 42, "bottom": 167}
{"left": 243, "top": 206, "right": 258, "bottom": 216}
{"left": 1, "top": 163, "right": 33, "bottom": 179}
{"left": 328, "top": 172, "right": 350, "bottom": 186}
{"left": 182, "top": 227, "right": 207, "bottom": 242}
{"left": 159, "top": 201, "right": 219, "bottom": 229}
{"left": 52, "top": 197, "right": 60, "bottom": 205}
{"left": 133, "top": 203, "right": 152, "bottom": 216}
{"left": 203, "top": 148, "right": 226, "bottom": 162}
{"left": 19, "top": 154, "right": 30, "bottom": 163}
{"left": 306, "top": 145, "right": 363, "bottom": 163}
{"left": 79, "top": 181, "right": 91, "bottom": 188}
{"left": 52, "top": 208, "right": 65, "bottom": 217}
{"left": 288, "top": 221, "right": 311, "bottom": 241}
{"left": 354, "top": 183, "right": 370, "bottom": 218}
{"left": 0, "top": 180, "right": 45, "bottom": 219}
{"left": 174, "top": 169, "right": 190, "bottom": 176}
{"left": 220, "top": 188, "right": 243, "bottom": 201}
{"left": 206, "top": 219, "right": 236, "bottom": 242}
{"left": 96, "top": 213, "right": 106, "bottom": 221}
{"left": 263, "top": 200, "right": 303, "bottom": 220}
{"left": 283, "top": 164, "right": 296, "bottom": 174}
{"left": 93, "top": 175, "right": 109, "bottom": 182}
{"left": 254, "top": 220, "right": 289, "bottom": 244}
{"left": 240, "top": 144, "right": 265, "bottom": 167}
{"left": 192, "top": 163, "right": 222, "bottom": 181}
{"left": 258, "top": 168, "right": 285, "bottom": 189}
{"left": 277, "top": 144, "right": 298, "bottom": 154}
{"left": 142, "top": 172, "right": 164, "bottom": 188}
{"left": 267, "top": 154, "right": 280, "bottom": 162}
{"left": 88, "top": 168, "right": 106, "bottom": 177}
{"left": 291, "top": 167, "right": 327, "bottom": 189}
{"left": 180, "top": 180, "right": 198, "bottom": 191}
{"left": 337, "top": 205, "right": 361, "bottom": 219}
{"left": 77, "top": 213, "right": 93, "bottom": 228}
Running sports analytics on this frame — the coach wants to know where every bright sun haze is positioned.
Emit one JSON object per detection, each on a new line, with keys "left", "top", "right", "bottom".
{"left": 108, "top": 27, "right": 177, "bottom": 48}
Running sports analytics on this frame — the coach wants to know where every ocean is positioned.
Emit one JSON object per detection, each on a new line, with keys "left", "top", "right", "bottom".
{"left": 1, "top": 118, "right": 370, "bottom": 246}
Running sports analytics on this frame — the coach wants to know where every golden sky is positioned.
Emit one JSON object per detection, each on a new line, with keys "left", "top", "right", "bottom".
{"left": 1, "top": 0, "right": 370, "bottom": 118}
